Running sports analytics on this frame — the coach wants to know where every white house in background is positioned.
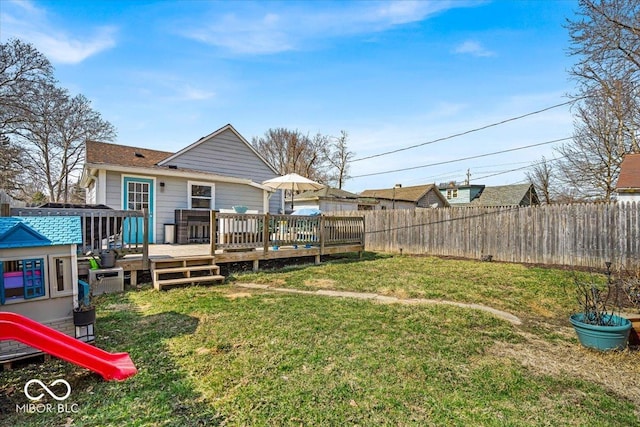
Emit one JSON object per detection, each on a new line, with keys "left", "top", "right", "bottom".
{"left": 293, "top": 187, "right": 360, "bottom": 212}
{"left": 616, "top": 153, "right": 640, "bottom": 203}
{"left": 80, "top": 124, "right": 283, "bottom": 244}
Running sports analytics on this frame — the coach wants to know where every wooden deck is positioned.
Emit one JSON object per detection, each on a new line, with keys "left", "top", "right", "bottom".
{"left": 107, "top": 241, "right": 364, "bottom": 286}
{"left": 11, "top": 210, "right": 367, "bottom": 287}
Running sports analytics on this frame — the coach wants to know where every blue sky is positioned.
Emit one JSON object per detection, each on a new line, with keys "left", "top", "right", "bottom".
{"left": 1, "top": 0, "right": 579, "bottom": 193}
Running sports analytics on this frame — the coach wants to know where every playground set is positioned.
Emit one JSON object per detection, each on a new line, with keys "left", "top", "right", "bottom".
{"left": 0, "top": 216, "right": 136, "bottom": 381}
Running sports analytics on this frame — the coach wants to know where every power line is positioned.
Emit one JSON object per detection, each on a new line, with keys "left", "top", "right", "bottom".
{"left": 351, "top": 137, "right": 572, "bottom": 179}
{"left": 352, "top": 100, "right": 575, "bottom": 162}
{"left": 472, "top": 155, "right": 569, "bottom": 181}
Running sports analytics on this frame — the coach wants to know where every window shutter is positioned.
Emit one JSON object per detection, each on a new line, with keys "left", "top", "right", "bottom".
{"left": 23, "top": 258, "right": 45, "bottom": 299}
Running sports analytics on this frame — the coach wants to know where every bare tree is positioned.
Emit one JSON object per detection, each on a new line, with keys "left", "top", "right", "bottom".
{"left": 526, "top": 157, "right": 557, "bottom": 204}
{"left": 0, "top": 135, "right": 32, "bottom": 201}
{"left": 0, "top": 39, "right": 55, "bottom": 134}
{"left": 561, "top": 0, "right": 640, "bottom": 200}
{"left": 325, "top": 130, "right": 354, "bottom": 189}
{"left": 1, "top": 39, "right": 116, "bottom": 202}
{"left": 12, "top": 86, "right": 116, "bottom": 202}
{"left": 568, "top": 0, "right": 640, "bottom": 96}
{"left": 557, "top": 90, "right": 632, "bottom": 200}
{"left": 251, "top": 128, "right": 331, "bottom": 183}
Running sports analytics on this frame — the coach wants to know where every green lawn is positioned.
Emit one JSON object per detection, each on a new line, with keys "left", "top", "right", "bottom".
{"left": 1, "top": 253, "right": 638, "bottom": 426}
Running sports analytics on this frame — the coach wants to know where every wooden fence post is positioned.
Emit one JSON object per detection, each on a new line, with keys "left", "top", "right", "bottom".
{"left": 0, "top": 203, "right": 10, "bottom": 217}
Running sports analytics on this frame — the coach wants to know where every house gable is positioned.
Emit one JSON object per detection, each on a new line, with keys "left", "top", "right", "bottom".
{"left": 616, "top": 153, "right": 640, "bottom": 191}
{"left": 157, "top": 124, "right": 278, "bottom": 182}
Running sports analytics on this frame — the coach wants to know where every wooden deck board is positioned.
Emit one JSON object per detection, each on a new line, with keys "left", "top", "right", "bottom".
{"left": 106, "top": 242, "right": 363, "bottom": 282}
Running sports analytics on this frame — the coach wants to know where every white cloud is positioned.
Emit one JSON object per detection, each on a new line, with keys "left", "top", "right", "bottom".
{"left": 180, "top": 1, "right": 480, "bottom": 55}
{"left": 128, "top": 70, "right": 216, "bottom": 102}
{"left": 182, "top": 85, "right": 216, "bottom": 101}
{"left": 454, "top": 40, "right": 495, "bottom": 57}
{"left": 0, "top": 0, "right": 117, "bottom": 64}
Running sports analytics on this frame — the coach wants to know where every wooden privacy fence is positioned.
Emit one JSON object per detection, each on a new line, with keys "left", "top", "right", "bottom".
{"left": 341, "top": 202, "right": 640, "bottom": 270}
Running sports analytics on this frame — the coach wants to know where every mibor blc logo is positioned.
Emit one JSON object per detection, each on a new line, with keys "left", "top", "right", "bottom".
{"left": 16, "top": 379, "right": 79, "bottom": 414}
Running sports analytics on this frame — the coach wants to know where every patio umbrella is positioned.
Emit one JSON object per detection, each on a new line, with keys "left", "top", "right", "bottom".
{"left": 262, "top": 173, "right": 324, "bottom": 210}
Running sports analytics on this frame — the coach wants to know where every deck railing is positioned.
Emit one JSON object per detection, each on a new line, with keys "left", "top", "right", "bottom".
{"left": 209, "top": 212, "right": 364, "bottom": 253}
{"left": 10, "top": 207, "right": 149, "bottom": 261}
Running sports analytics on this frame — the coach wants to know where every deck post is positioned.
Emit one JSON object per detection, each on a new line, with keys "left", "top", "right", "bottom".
{"left": 319, "top": 215, "right": 325, "bottom": 255}
{"left": 253, "top": 259, "right": 260, "bottom": 272}
{"left": 142, "top": 209, "right": 149, "bottom": 269}
{"left": 263, "top": 213, "right": 270, "bottom": 254}
{"left": 210, "top": 210, "right": 217, "bottom": 255}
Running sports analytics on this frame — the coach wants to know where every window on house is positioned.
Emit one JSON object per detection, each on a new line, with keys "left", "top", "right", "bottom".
{"left": 50, "top": 256, "right": 73, "bottom": 297}
{"left": 446, "top": 189, "right": 458, "bottom": 199}
{"left": 188, "top": 182, "right": 214, "bottom": 209}
{"left": 127, "top": 181, "right": 150, "bottom": 211}
{"left": 0, "top": 258, "right": 46, "bottom": 304}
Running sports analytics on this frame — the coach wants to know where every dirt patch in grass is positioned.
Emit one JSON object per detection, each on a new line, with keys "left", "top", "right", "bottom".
{"left": 226, "top": 292, "right": 253, "bottom": 299}
{"left": 303, "top": 278, "right": 337, "bottom": 289}
{"left": 489, "top": 328, "right": 640, "bottom": 408}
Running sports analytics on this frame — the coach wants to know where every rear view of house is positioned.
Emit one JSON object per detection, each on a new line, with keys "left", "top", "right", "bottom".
{"left": 81, "top": 124, "right": 283, "bottom": 244}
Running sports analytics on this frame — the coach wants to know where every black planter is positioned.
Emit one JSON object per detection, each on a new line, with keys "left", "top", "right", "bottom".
{"left": 73, "top": 307, "right": 96, "bottom": 326}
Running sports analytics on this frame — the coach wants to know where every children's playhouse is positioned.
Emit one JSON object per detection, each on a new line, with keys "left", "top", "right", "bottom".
{"left": 0, "top": 216, "right": 84, "bottom": 364}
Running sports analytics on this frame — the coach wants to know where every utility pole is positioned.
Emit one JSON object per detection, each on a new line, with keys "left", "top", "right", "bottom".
{"left": 465, "top": 169, "right": 471, "bottom": 185}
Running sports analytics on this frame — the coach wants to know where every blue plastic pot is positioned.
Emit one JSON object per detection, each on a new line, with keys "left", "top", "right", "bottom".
{"left": 570, "top": 313, "right": 631, "bottom": 351}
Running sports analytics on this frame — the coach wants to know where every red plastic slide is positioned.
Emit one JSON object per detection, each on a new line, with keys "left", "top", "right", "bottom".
{"left": 0, "top": 312, "right": 137, "bottom": 381}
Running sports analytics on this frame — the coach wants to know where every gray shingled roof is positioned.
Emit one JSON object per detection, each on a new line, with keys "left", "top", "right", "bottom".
{"left": 359, "top": 184, "right": 439, "bottom": 202}
{"left": 295, "top": 187, "right": 359, "bottom": 200}
{"left": 470, "top": 184, "right": 539, "bottom": 207}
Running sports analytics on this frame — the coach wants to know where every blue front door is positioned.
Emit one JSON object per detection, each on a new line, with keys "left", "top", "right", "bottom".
{"left": 123, "top": 177, "right": 154, "bottom": 244}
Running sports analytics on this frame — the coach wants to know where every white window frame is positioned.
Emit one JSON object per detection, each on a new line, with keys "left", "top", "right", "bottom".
{"left": 446, "top": 189, "right": 458, "bottom": 199}
{"left": 48, "top": 254, "right": 74, "bottom": 298}
{"left": 188, "top": 181, "right": 215, "bottom": 209}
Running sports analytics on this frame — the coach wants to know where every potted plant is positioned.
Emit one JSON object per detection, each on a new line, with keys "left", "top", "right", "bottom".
{"left": 73, "top": 279, "right": 96, "bottom": 326}
{"left": 620, "top": 270, "right": 640, "bottom": 346}
{"left": 569, "top": 263, "right": 632, "bottom": 351}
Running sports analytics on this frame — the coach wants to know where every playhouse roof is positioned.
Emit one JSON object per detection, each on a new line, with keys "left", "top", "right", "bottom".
{"left": 0, "top": 216, "right": 82, "bottom": 249}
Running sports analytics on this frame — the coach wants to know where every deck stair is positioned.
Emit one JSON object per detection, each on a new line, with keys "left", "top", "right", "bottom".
{"left": 152, "top": 256, "right": 224, "bottom": 290}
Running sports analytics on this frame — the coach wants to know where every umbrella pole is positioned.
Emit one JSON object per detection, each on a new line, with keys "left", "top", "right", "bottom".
{"left": 291, "top": 183, "right": 294, "bottom": 211}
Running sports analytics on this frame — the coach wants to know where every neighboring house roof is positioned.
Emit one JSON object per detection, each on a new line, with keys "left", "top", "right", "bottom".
{"left": 469, "top": 184, "right": 539, "bottom": 207}
{"left": 157, "top": 124, "right": 279, "bottom": 175}
{"left": 0, "top": 216, "right": 82, "bottom": 248}
{"left": 294, "top": 187, "right": 359, "bottom": 201}
{"left": 359, "top": 184, "right": 443, "bottom": 203}
{"left": 616, "top": 153, "right": 640, "bottom": 191}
